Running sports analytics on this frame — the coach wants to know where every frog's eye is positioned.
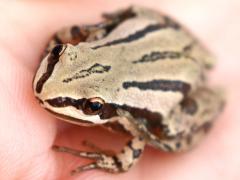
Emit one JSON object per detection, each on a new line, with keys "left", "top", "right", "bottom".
{"left": 82, "top": 97, "right": 105, "bottom": 115}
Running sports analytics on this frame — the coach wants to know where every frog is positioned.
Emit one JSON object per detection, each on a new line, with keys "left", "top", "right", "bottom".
{"left": 32, "top": 6, "right": 225, "bottom": 175}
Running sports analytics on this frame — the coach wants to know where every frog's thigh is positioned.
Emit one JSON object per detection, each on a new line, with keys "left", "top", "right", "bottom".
{"left": 152, "top": 121, "right": 212, "bottom": 153}
{"left": 53, "top": 136, "right": 146, "bottom": 174}
{"left": 153, "top": 87, "right": 224, "bottom": 152}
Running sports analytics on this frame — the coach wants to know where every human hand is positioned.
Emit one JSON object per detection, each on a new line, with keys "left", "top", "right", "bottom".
{"left": 0, "top": 1, "right": 239, "bottom": 179}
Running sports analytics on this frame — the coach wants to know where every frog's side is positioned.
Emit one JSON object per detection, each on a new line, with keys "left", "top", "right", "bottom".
{"left": 33, "top": 6, "right": 224, "bottom": 174}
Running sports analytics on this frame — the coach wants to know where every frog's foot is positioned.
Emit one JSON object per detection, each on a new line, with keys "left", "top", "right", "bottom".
{"left": 52, "top": 145, "right": 116, "bottom": 174}
{"left": 53, "top": 136, "right": 146, "bottom": 174}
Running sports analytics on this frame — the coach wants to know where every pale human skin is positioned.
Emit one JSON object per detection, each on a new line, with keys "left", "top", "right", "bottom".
{"left": 0, "top": 1, "right": 240, "bottom": 180}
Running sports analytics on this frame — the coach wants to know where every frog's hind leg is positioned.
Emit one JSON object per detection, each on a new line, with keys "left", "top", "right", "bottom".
{"left": 120, "top": 87, "right": 224, "bottom": 153}
{"left": 153, "top": 87, "right": 224, "bottom": 152}
{"left": 53, "top": 136, "right": 146, "bottom": 174}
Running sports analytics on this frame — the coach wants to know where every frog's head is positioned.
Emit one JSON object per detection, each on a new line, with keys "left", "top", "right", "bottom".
{"left": 33, "top": 44, "right": 119, "bottom": 126}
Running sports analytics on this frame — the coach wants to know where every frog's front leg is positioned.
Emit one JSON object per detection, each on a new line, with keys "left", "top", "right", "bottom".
{"left": 53, "top": 136, "right": 145, "bottom": 174}
{"left": 53, "top": 113, "right": 146, "bottom": 174}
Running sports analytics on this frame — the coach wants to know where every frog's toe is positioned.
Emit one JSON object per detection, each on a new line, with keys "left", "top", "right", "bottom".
{"left": 52, "top": 136, "right": 146, "bottom": 174}
{"left": 52, "top": 145, "right": 102, "bottom": 159}
{"left": 52, "top": 145, "right": 123, "bottom": 173}
{"left": 70, "top": 154, "right": 123, "bottom": 174}
{"left": 71, "top": 163, "right": 99, "bottom": 175}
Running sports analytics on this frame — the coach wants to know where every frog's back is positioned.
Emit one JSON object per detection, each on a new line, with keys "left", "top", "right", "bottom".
{"left": 82, "top": 6, "right": 215, "bottom": 118}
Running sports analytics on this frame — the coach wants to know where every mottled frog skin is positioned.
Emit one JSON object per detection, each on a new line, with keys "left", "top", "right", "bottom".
{"left": 33, "top": 6, "right": 224, "bottom": 174}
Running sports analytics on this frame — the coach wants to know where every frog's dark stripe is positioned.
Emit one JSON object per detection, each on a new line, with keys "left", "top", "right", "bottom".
{"left": 45, "top": 96, "right": 164, "bottom": 130}
{"left": 112, "top": 156, "right": 124, "bottom": 171}
{"left": 102, "top": 6, "right": 137, "bottom": 34}
{"left": 119, "top": 104, "right": 163, "bottom": 122}
{"left": 91, "top": 24, "right": 163, "bottom": 50}
{"left": 132, "top": 51, "right": 182, "bottom": 64}
{"left": 45, "top": 96, "right": 167, "bottom": 139}
{"left": 45, "top": 96, "right": 117, "bottom": 120}
{"left": 63, "top": 63, "right": 111, "bottom": 83}
{"left": 102, "top": 103, "right": 167, "bottom": 139}
{"left": 45, "top": 97, "right": 86, "bottom": 109}
{"left": 91, "top": 16, "right": 181, "bottom": 50}
{"left": 132, "top": 42, "right": 194, "bottom": 64}
{"left": 122, "top": 80, "right": 191, "bottom": 96}
{"left": 36, "top": 45, "right": 67, "bottom": 93}
{"left": 163, "top": 16, "right": 181, "bottom": 30}
{"left": 101, "top": 103, "right": 163, "bottom": 124}
{"left": 45, "top": 96, "right": 117, "bottom": 119}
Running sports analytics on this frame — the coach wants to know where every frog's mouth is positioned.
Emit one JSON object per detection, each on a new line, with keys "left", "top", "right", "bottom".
{"left": 43, "top": 107, "right": 96, "bottom": 126}
{"left": 42, "top": 96, "right": 115, "bottom": 125}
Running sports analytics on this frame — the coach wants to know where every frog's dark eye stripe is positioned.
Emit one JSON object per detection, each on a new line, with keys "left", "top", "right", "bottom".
{"left": 45, "top": 97, "right": 106, "bottom": 116}
{"left": 35, "top": 44, "right": 67, "bottom": 93}
{"left": 45, "top": 96, "right": 164, "bottom": 124}
{"left": 45, "top": 97, "right": 85, "bottom": 109}
{"left": 51, "top": 44, "right": 66, "bottom": 57}
{"left": 122, "top": 80, "right": 191, "bottom": 96}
